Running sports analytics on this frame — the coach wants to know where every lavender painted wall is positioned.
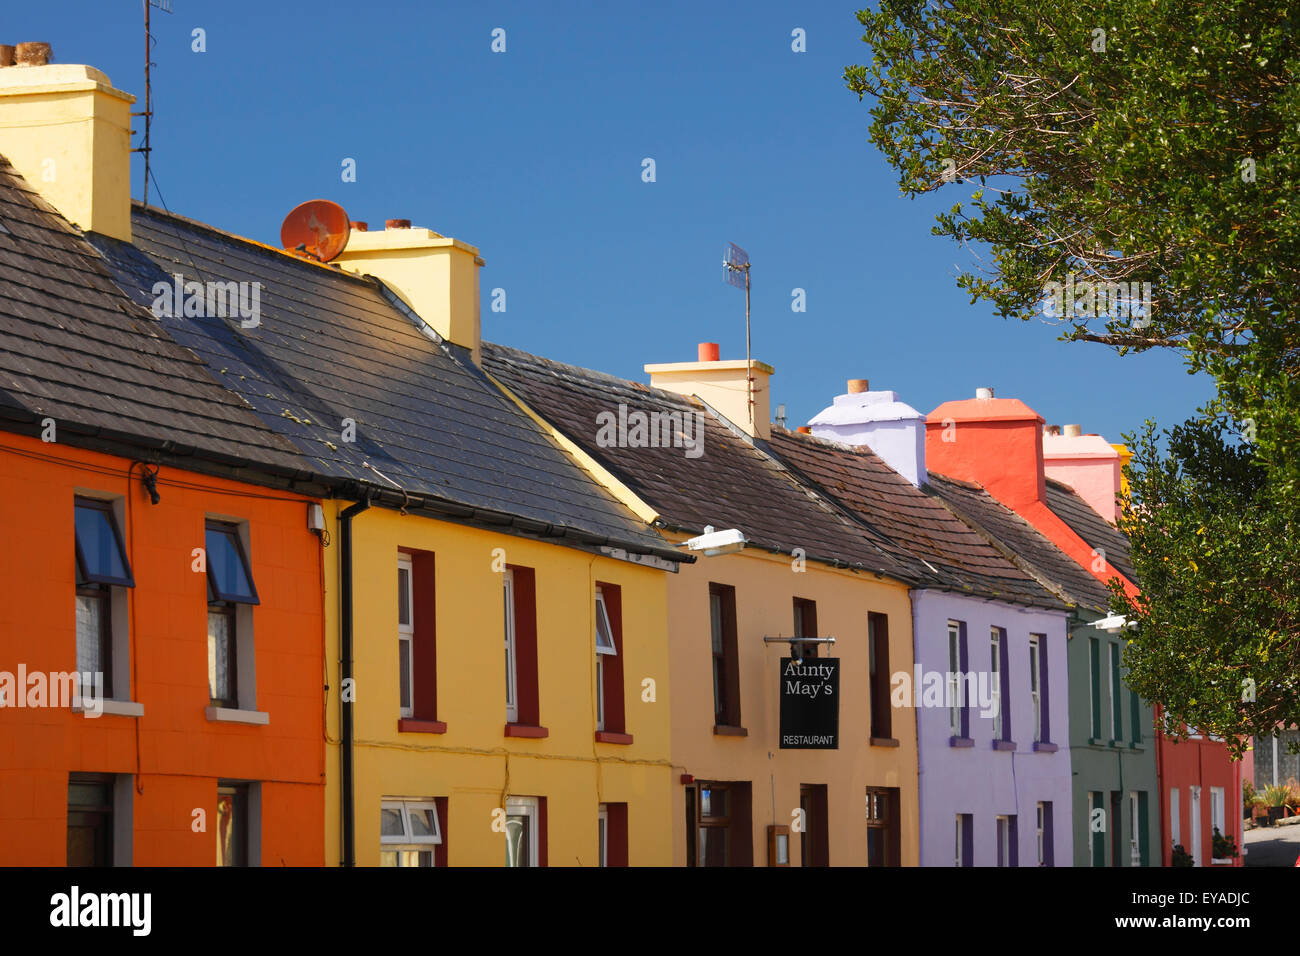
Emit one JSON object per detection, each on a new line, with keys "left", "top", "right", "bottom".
{"left": 808, "top": 390, "right": 927, "bottom": 487}
{"left": 908, "top": 589, "right": 1074, "bottom": 866}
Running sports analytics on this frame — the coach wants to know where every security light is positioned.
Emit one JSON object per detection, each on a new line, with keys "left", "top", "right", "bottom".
{"left": 682, "top": 526, "right": 747, "bottom": 557}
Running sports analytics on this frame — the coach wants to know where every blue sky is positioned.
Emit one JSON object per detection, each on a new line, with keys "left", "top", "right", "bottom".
{"left": 15, "top": 0, "right": 1212, "bottom": 445}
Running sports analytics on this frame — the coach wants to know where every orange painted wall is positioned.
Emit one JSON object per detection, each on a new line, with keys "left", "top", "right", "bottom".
{"left": 0, "top": 432, "right": 325, "bottom": 865}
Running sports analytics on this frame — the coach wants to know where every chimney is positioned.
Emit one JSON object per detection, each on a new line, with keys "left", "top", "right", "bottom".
{"left": 0, "top": 52, "right": 135, "bottom": 242}
{"left": 808, "top": 378, "right": 928, "bottom": 487}
{"left": 333, "top": 220, "right": 484, "bottom": 365}
{"left": 925, "top": 388, "right": 1046, "bottom": 508}
{"left": 1043, "top": 426, "right": 1123, "bottom": 523}
{"left": 645, "top": 343, "right": 773, "bottom": 440}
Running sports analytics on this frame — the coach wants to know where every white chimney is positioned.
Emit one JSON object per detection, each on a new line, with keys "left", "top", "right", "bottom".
{"left": 808, "top": 379, "right": 928, "bottom": 487}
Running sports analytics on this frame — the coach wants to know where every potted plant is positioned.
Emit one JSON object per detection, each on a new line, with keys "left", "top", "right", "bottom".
{"left": 1170, "top": 842, "right": 1195, "bottom": 867}
{"left": 1243, "top": 780, "right": 1257, "bottom": 820}
{"left": 1263, "top": 784, "right": 1290, "bottom": 825}
{"left": 1211, "top": 826, "right": 1238, "bottom": 863}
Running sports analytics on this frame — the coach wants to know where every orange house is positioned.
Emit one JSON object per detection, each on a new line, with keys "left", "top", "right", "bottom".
{"left": 0, "top": 144, "right": 327, "bottom": 865}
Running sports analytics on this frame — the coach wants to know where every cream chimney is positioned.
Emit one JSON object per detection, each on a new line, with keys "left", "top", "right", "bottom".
{"left": 0, "top": 55, "right": 135, "bottom": 242}
{"left": 333, "top": 221, "right": 483, "bottom": 364}
{"left": 645, "top": 343, "right": 773, "bottom": 440}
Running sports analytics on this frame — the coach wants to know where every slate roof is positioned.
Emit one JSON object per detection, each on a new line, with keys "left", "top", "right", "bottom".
{"left": 927, "top": 473, "right": 1115, "bottom": 613}
{"left": 482, "top": 342, "right": 927, "bottom": 583}
{"left": 1045, "top": 477, "right": 1137, "bottom": 586}
{"left": 765, "top": 427, "right": 1067, "bottom": 610}
{"left": 0, "top": 157, "right": 307, "bottom": 474}
{"left": 79, "top": 202, "right": 679, "bottom": 560}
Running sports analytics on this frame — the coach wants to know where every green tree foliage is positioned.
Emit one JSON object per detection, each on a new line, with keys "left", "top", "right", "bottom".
{"left": 846, "top": 0, "right": 1300, "bottom": 741}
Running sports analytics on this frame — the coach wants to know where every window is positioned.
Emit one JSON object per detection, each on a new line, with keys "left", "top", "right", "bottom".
{"left": 990, "top": 627, "right": 1008, "bottom": 741}
{"left": 502, "top": 566, "right": 540, "bottom": 729}
{"left": 868, "top": 613, "right": 891, "bottom": 740}
{"left": 398, "top": 556, "right": 414, "bottom": 717}
{"left": 688, "top": 781, "right": 752, "bottom": 867}
{"left": 594, "top": 585, "right": 627, "bottom": 737}
{"left": 505, "top": 796, "right": 544, "bottom": 867}
{"left": 866, "top": 787, "right": 900, "bottom": 867}
{"left": 1109, "top": 643, "right": 1123, "bottom": 741}
{"left": 793, "top": 597, "right": 818, "bottom": 658}
{"left": 1189, "top": 786, "right": 1203, "bottom": 866}
{"left": 205, "top": 521, "right": 258, "bottom": 709}
{"left": 947, "top": 622, "right": 967, "bottom": 738}
{"left": 74, "top": 498, "right": 134, "bottom": 700}
{"left": 708, "top": 584, "right": 741, "bottom": 728}
{"left": 1036, "top": 802, "right": 1054, "bottom": 866}
{"left": 1128, "top": 791, "right": 1140, "bottom": 867}
{"left": 1028, "top": 636, "right": 1042, "bottom": 743}
{"left": 381, "top": 799, "right": 442, "bottom": 867}
{"left": 1170, "top": 788, "right": 1181, "bottom": 849}
{"left": 1110, "top": 791, "right": 1122, "bottom": 868}
{"left": 1210, "top": 787, "right": 1226, "bottom": 855}
{"left": 1089, "top": 638, "right": 1102, "bottom": 738}
{"left": 995, "top": 815, "right": 1017, "bottom": 867}
{"left": 1130, "top": 689, "right": 1142, "bottom": 745}
{"left": 955, "top": 814, "right": 972, "bottom": 867}
{"left": 799, "top": 784, "right": 829, "bottom": 867}
{"left": 598, "top": 802, "right": 628, "bottom": 867}
{"left": 216, "top": 783, "right": 249, "bottom": 867}
{"left": 1089, "top": 791, "right": 1105, "bottom": 866}
{"left": 67, "top": 773, "right": 114, "bottom": 866}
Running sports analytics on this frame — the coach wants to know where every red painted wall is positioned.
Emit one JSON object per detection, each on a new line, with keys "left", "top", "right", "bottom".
{"left": 1158, "top": 718, "right": 1244, "bottom": 867}
{"left": 0, "top": 433, "right": 325, "bottom": 865}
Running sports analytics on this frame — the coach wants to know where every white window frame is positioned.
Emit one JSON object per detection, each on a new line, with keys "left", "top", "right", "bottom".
{"left": 380, "top": 797, "right": 441, "bottom": 867}
{"left": 1036, "top": 802, "right": 1045, "bottom": 866}
{"left": 1210, "top": 787, "right": 1225, "bottom": 849}
{"left": 1028, "top": 636, "right": 1041, "bottom": 743}
{"left": 598, "top": 804, "right": 609, "bottom": 867}
{"left": 995, "top": 815, "right": 1010, "bottom": 867}
{"left": 503, "top": 569, "right": 518, "bottom": 723}
{"left": 1189, "top": 785, "right": 1203, "bottom": 866}
{"left": 1129, "top": 791, "right": 1140, "bottom": 866}
{"left": 595, "top": 587, "right": 617, "bottom": 732}
{"left": 505, "top": 795, "right": 539, "bottom": 867}
{"left": 397, "top": 555, "right": 414, "bottom": 718}
{"left": 1170, "top": 787, "right": 1180, "bottom": 848}
{"left": 954, "top": 814, "right": 964, "bottom": 867}
{"left": 990, "top": 628, "right": 1002, "bottom": 739}
{"left": 947, "top": 622, "right": 961, "bottom": 735}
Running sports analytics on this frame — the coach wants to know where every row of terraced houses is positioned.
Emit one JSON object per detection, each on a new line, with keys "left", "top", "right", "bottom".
{"left": 0, "top": 51, "right": 1244, "bottom": 866}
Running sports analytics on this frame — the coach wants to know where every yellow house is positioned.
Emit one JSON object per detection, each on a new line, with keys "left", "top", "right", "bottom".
{"left": 485, "top": 344, "right": 923, "bottom": 866}
{"left": 0, "top": 49, "right": 689, "bottom": 866}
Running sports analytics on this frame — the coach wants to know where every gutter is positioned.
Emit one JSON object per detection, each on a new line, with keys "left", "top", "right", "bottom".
{"left": 338, "top": 494, "right": 372, "bottom": 867}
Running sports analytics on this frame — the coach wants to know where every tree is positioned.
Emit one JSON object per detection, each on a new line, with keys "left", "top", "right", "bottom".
{"left": 846, "top": 0, "right": 1300, "bottom": 741}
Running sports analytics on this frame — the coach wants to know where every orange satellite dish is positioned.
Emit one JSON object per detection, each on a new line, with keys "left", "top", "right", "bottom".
{"left": 280, "top": 199, "right": 351, "bottom": 262}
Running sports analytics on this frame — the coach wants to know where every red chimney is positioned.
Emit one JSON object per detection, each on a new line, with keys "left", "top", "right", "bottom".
{"left": 925, "top": 389, "right": 1046, "bottom": 509}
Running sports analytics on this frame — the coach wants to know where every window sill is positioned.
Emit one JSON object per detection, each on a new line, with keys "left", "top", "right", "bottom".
{"left": 206, "top": 706, "right": 269, "bottom": 725}
{"left": 76, "top": 699, "right": 144, "bottom": 718}
{"left": 1210, "top": 858, "right": 1235, "bottom": 866}
{"left": 595, "top": 731, "right": 634, "bottom": 745}
{"left": 1087, "top": 737, "right": 1109, "bottom": 747}
{"left": 504, "top": 723, "right": 549, "bottom": 739}
{"left": 869, "top": 736, "right": 900, "bottom": 748}
{"left": 992, "top": 739, "right": 1016, "bottom": 752}
{"left": 398, "top": 718, "right": 447, "bottom": 734}
{"left": 713, "top": 724, "right": 748, "bottom": 737}
{"left": 1032, "top": 741, "right": 1059, "bottom": 753}
{"left": 949, "top": 736, "right": 974, "bottom": 748}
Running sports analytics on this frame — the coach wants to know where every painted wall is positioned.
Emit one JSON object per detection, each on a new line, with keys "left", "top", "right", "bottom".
{"left": 322, "top": 501, "right": 675, "bottom": 866}
{"left": 1066, "top": 622, "right": 1160, "bottom": 866}
{"left": 910, "top": 591, "right": 1073, "bottom": 866}
{"left": 664, "top": 544, "right": 919, "bottom": 866}
{"left": 0, "top": 433, "right": 325, "bottom": 865}
{"left": 1158, "top": 721, "right": 1244, "bottom": 867}
{"left": 1043, "top": 434, "right": 1122, "bottom": 524}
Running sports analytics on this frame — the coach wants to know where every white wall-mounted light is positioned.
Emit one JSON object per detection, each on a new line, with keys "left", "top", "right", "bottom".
{"left": 1089, "top": 614, "right": 1134, "bottom": 633}
{"left": 683, "top": 525, "right": 747, "bottom": 557}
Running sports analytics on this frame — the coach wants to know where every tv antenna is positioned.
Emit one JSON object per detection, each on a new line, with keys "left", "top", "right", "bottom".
{"left": 133, "top": 0, "right": 173, "bottom": 205}
{"left": 722, "top": 242, "right": 754, "bottom": 426}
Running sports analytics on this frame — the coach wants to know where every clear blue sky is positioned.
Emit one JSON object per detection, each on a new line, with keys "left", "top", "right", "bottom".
{"left": 15, "top": 0, "right": 1212, "bottom": 445}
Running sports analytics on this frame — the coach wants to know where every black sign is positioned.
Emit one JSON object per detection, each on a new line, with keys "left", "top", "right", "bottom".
{"left": 778, "top": 657, "right": 839, "bottom": 749}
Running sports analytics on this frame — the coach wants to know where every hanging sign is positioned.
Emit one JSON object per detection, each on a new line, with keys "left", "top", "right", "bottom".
{"left": 779, "top": 656, "right": 839, "bottom": 749}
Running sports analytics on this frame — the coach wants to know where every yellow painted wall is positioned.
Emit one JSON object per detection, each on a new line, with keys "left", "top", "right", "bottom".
{"left": 666, "top": 541, "right": 919, "bottom": 866}
{"left": 322, "top": 501, "right": 674, "bottom": 866}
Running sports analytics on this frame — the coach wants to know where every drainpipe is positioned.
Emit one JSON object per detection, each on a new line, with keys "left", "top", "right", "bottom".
{"left": 339, "top": 495, "right": 372, "bottom": 867}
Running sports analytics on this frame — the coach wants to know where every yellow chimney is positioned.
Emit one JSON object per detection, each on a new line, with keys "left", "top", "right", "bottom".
{"left": 333, "top": 223, "right": 483, "bottom": 365}
{"left": 645, "top": 343, "right": 773, "bottom": 440}
{"left": 0, "top": 59, "right": 135, "bottom": 242}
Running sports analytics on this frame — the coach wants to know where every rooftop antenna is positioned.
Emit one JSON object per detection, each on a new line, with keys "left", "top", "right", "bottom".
{"left": 722, "top": 242, "right": 753, "bottom": 426}
{"left": 133, "top": 0, "right": 173, "bottom": 206}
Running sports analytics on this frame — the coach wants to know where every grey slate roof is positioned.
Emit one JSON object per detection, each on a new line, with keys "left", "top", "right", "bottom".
{"left": 765, "top": 428, "right": 1067, "bottom": 610}
{"left": 1045, "top": 477, "right": 1137, "bottom": 586}
{"left": 927, "top": 473, "right": 1116, "bottom": 613}
{"left": 82, "top": 202, "right": 678, "bottom": 560}
{"left": 0, "top": 157, "right": 308, "bottom": 473}
{"left": 482, "top": 342, "right": 927, "bottom": 583}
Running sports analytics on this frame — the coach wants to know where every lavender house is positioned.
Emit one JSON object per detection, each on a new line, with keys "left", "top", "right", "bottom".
{"left": 795, "top": 381, "right": 1075, "bottom": 866}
